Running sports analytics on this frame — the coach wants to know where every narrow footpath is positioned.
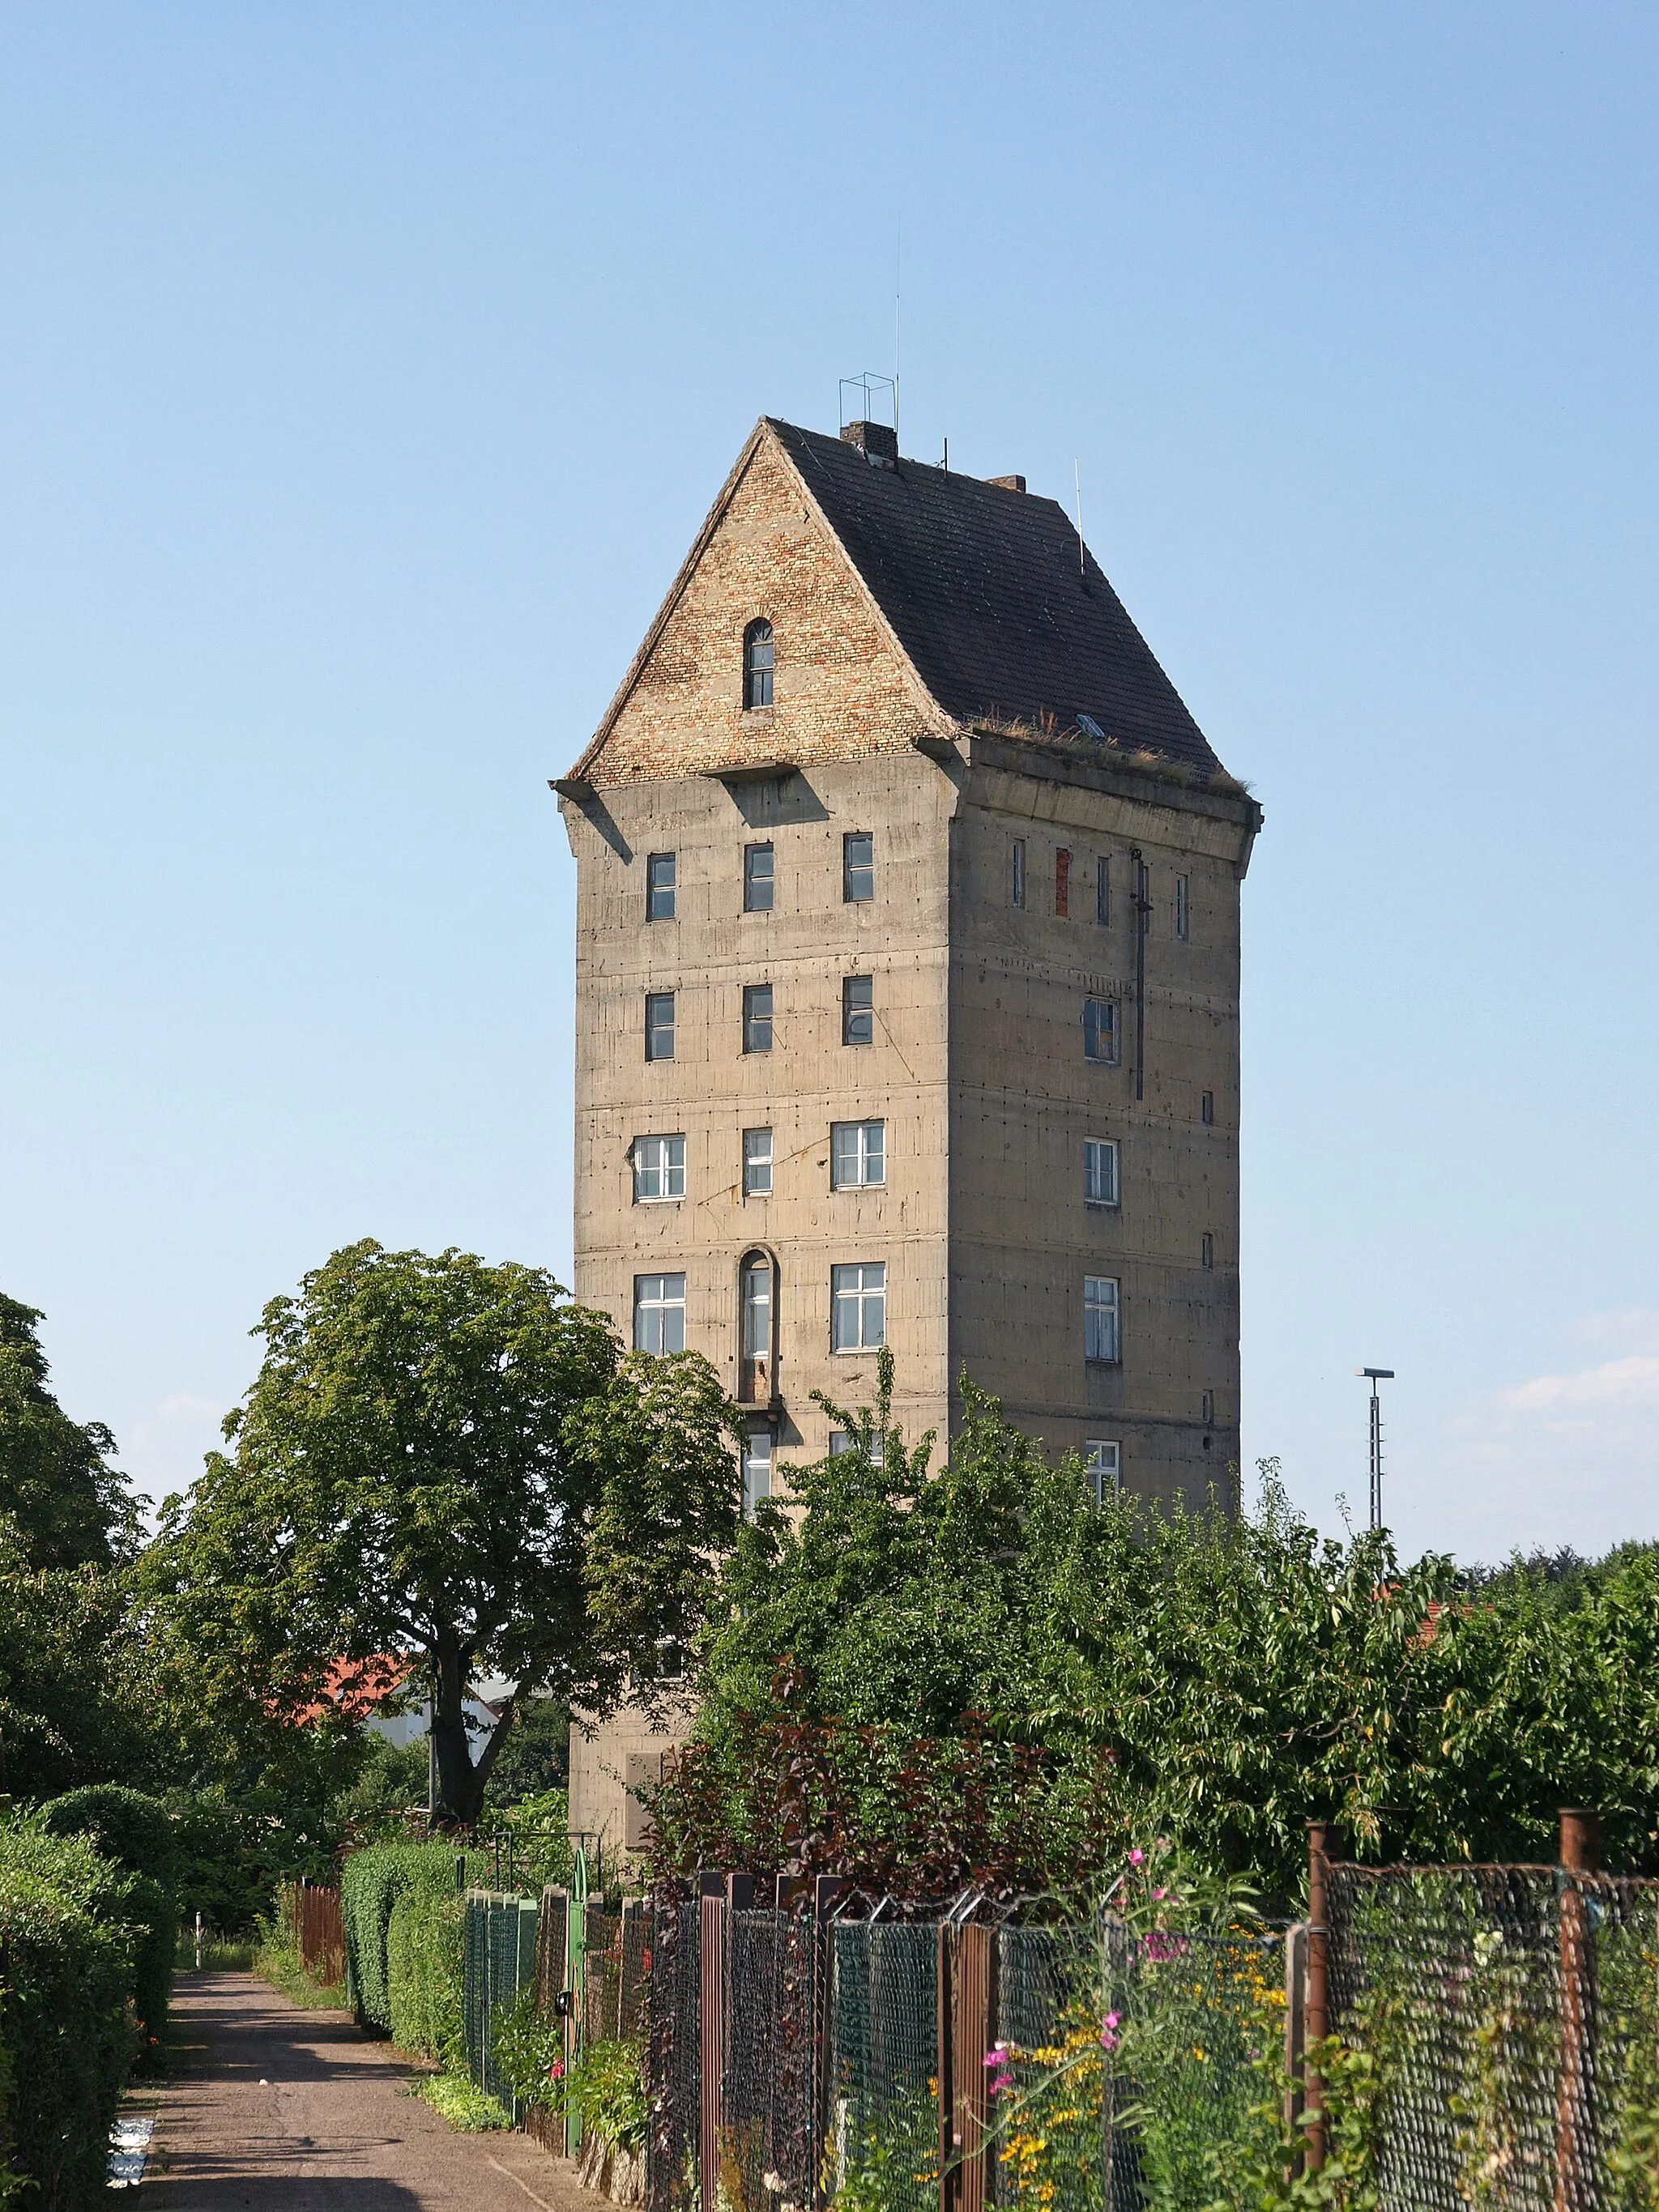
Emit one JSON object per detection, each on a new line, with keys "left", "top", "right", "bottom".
{"left": 148, "top": 1971, "right": 596, "bottom": 2212}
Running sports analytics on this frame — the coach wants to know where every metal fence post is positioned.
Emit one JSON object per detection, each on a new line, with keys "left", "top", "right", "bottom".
{"left": 1283, "top": 1923, "right": 1308, "bottom": 2170}
{"left": 1555, "top": 1808, "right": 1601, "bottom": 2212}
{"left": 1305, "top": 1822, "right": 1333, "bottom": 2173}
{"left": 813, "top": 1877, "right": 842, "bottom": 2210}
{"left": 699, "top": 1879, "right": 727, "bottom": 2210}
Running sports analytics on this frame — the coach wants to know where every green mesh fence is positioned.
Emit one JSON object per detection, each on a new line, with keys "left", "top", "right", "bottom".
{"left": 462, "top": 1890, "right": 539, "bottom": 2114}
{"left": 1326, "top": 1863, "right": 1659, "bottom": 2212}
{"left": 825, "top": 1922, "right": 940, "bottom": 2212}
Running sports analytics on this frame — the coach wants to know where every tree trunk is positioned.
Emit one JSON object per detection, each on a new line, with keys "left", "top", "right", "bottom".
{"left": 428, "top": 1630, "right": 521, "bottom": 1831}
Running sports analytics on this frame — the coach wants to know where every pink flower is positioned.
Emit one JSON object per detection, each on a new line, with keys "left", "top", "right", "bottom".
{"left": 1153, "top": 1888, "right": 1166, "bottom": 1901}
{"left": 1128, "top": 1848, "right": 1145, "bottom": 1866}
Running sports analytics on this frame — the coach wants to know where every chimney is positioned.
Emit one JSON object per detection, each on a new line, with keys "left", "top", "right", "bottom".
{"left": 840, "top": 420, "right": 898, "bottom": 469}
{"left": 986, "top": 474, "right": 1026, "bottom": 493}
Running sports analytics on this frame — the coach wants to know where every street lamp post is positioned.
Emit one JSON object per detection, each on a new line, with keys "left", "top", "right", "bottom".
{"left": 1357, "top": 1368, "right": 1394, "bottom": 1532}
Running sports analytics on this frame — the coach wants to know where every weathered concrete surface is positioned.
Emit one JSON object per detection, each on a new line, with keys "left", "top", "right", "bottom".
{"left": 148, "top": 1970, "right": 595, "bottom": 2211}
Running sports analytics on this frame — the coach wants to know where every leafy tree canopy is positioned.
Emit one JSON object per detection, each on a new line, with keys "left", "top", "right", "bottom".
{"left": 649, "top": 1357, "right": 1659, "bottom": 1906}
{"left": 0, "top": 1295, "right": 137, "bottom": 1567}
{"left": 144, "top": 1240, "right": 740, "bottom": 1828}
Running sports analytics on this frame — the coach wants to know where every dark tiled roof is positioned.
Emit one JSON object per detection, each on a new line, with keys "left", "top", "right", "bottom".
{"left": 770, "top": 419, "right": 1226, "bottom": 778}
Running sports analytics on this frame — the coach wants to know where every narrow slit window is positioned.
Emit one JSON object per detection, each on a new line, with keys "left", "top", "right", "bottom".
{"left": 1012, "top": 838, "right": 1026, "bottom": 909}
{"left": 742, "top": 1127, "right": 773, "bottom": 1197}
{"left": 1096, "top": 855, "right": 1110, "bottom": 926}
{"left": 742, "top": 982, "right": 773, "bottom": 1054}
{"left": 645, "top": 992, "right": 675, "bottom": 1061}
{"left": 1084, "top": 1275, "right": 1120, "bottom": 1363}
{"left": 646, "top": 852, "right": 676, "bottom": 921}
{"left": 1175, "top": 874, "right": 1190, "bottom": 942}
{"left": 1201, "top": 1391, "right": 1215, "bottom": 1426}
{"left": 1056, "top": 847, "right": 1071, "bottom": 917}
{"left": 743, "top": 619, "right": 774, "bottom": 709}
{"left": 1201, "top": 1090, "right": 1215, "bottom": 1126}
{"left": 842, "top": 974, "right": 874, "bottom": 1046}
{"left": 744, "top": 843, "right": 774, "bottom": 913}
{"left": 1201, "top": 1232, "right": 1213, "bottom": 1270}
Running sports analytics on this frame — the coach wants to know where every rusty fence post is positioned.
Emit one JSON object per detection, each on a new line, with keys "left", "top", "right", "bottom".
{"left": 1304, "top": 1822, "right": 1333, "bottom": 2173}
{"left": 813, "top": 1877, "right": 842, "bottom": 2210}
{"left": 698, "top": 1877, "right": 727, "bottom": 2211}
{"left": 1555, "top": 1809, "right": 1601, "bottom": 2212}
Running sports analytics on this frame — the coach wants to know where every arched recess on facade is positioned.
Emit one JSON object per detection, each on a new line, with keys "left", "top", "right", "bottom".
{"left": 736, "top": 1245, "right": 780, "bottom": 1409}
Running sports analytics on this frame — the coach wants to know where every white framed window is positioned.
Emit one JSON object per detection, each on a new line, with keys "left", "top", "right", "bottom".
{"left": 831, "top": 1120, "right": 885, "bottom": 1189}
{"left": 645, "top": 991, "right": 675, "bottom": 1061}
{"left": 1012, "top": 837, "right": 1026, "bottom": 908}
{"left": 742, "top": 1127, "right": 773, "bottom": 1197}
{"left": 1175, "top": 873, "right": 1190, "bottom": 941}
{"left": 743, "top": 982, "right": 773, "bottom": 1053}
{"left": 1084, "top": 1275, "right": 1120, "bottom": 1363}
{"left": 831, "top": 1262, "right": 885, "bottom": 1352}
{"left": 633, "top": 1272, "right": 686, "bottom": 1356}
{"left": 1083, "top": 996, "right": 1118, "bottom": 1063}
{"left": 843, "top": 832, "right": 875, "bottom": 903}
{"left": 842, "top": 974, "right": 874, "bottom": 1046}
{"left": 744, "top": 842, "right": 774, "bottom": 912}
{"left": 738, "top": 1251, "right": 772, "bottom": 1402}
{"left": 1085, "top": 1439, "right": 1120, "bottom": 1504}
{"left": 632, "top": 1134, "right": 685, "bottom": 1202}
{"left": 741, "top": 1431, "right": 771, "bottom": 1518}
{"left": 830, "top": 1429, "right": 885, "bottom": 1465}
{"left": 1084, "top": 1138, "right": 1119, "bottom": 1208}
{"left": 743, "top": 619, "right": 774, "bottom": 709}
{"left": 646, "top": 851, "right": 676, "bottom": 921}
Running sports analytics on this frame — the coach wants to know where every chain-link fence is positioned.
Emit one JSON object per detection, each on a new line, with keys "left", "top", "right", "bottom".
{"left": 1326, "top": 1860, "right": 1659, "bottom": 2211}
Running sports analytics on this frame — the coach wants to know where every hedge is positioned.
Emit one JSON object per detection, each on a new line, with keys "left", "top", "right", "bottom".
{"left": 342, "top": 1843, "right": 480, "bottom": 2036}
{"left": 387, "top": 1873, "right": 466, "bottom": 2065}
{"left": 41, "top": 1787, "right": 177, "bottom": 2059}
{"left": 0, "top": 1819, "right": 139, "bottom": 2211}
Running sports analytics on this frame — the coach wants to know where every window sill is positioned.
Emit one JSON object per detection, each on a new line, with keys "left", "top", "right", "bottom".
{"left": 1084, "top": 1357, "right": 1122, "bottom": 1369}
{"left": 633, "top": 1196, "right": 684, "bottom": 1207}
{"left": 830, "top": 1346, "right": 882, "bottom": 1357}
{"left": 1084, "top": 1199, "right": 1120, "bottom": 1211}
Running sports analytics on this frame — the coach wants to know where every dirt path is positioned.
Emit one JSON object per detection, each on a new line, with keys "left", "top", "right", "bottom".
{"left": 149, "top": 1970, "right": 596, "bottom": 2211}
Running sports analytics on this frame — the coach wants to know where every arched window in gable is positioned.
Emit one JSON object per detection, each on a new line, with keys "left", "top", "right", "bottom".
{"left": 743, "top": 619, "right": 774, "bottom": 710}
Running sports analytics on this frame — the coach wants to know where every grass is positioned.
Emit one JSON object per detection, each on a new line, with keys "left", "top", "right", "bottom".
{"left": 416, "top": 2072, "right": 511, "bottom": 2132}
{"left": 254, "top": 1933, "right": 349, "bottom": 2010}
{"left": 173, "top": 1929, "right": 258, "bottom": 1971}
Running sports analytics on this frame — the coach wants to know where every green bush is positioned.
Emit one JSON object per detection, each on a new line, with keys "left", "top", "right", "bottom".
{"left": 386, "top": 1867, "right": 467, "bottom": 2063}
{"left": 41, "top": 1786, "right": 176, "bottom": 2059}
{"left": 342, "top": 1842, "right": 478, "bottom": 2034}
{"left": 0, "top": 1817, "right": 139, "bottom": 2210}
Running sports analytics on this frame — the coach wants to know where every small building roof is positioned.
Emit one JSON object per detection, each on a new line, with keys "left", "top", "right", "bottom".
{"left": 766, "top": 420, "right": 1225, "bottom": 777}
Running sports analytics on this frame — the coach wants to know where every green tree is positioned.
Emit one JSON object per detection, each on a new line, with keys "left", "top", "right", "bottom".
{"left": 0, "top": 1295, "right": 136, "bottom": 1567}
{"left": 145, "top": 1241, "right": 740, "bottom": 1829}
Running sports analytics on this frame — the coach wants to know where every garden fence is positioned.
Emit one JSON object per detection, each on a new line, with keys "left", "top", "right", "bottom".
{"left": 646, "top": 1815, "right": 1659, "bottom": 2212}
{"left": 283, "top": 1877, "right": 345, "bottom": 1989}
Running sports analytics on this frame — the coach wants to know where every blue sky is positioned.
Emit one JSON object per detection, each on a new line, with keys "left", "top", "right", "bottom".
{"left": 2, "top": 2, "right": 1655, "bottom": 1564}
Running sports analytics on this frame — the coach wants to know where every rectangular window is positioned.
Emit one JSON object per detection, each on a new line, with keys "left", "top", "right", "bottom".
{"left": 645, "top": 991, "right": 675, "bottom": 1061}
{"left": 1084, "top": 1276, "right": 1120, "bottom": 1363}
{"left": 744, "top": 842, "right": 774, "bottom": 913}
{"left": 742, "top": 982, "right": 773, "bottom": 1054}
{"left": 1012, "top": 838, "right": 1026, "bottom": 908}
{"left": 633, "top": 1272, "right": 686, "bottom": 1356}
{"left": 1084, "top": 1138, "right": 1119, "bottom": 1208}
{"left": 1175, "top": 874, "right": 1190, "bottom": 942}
{"left": 831, "top": 1120, "right": 885, "bottom": 1189}
{"left": 646, "top": 852, "right": 676, "bottom": 921}
{"left": 1096, "top": 855, "right": 1110, "bottom": 926}
{"left": 831, "top": 1262, "right": 886, "bottom": 1352}
{"left": 1201, "top": 1232, "right": 1213, "bottom": 1270}
{"left": 1201, "top": 1391, "right": 1215, "bottom": 1426}
{"left": 1085, "top": 1439, "right": 1120, "bottom": 1504}
{"left": 632, "top": 1133, "right": 686, "bottom": 1202}
{"left": 742, "top": 1127, "right": 773, "bottom": 1197}
{"left": 1201, "top": 1090, "right": 1215, "bottom": 1126}
{"left": 1083, "top": 996, "right": 1118, "bottom": 1063}
{"left": 741, "top": 1432, "right": 771, "bottom": 1519}
{"left": 830, "top": 1429, "right": 884, "bottom": 1465}
{"left": 842, "top": 974, "right": 874, "bottom": 1046}
{"left": 843, "top": 832, "right": 875, "bottom": 903}
{"left": 1056, "top": 847, "right": 1071, "bottom": 917}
